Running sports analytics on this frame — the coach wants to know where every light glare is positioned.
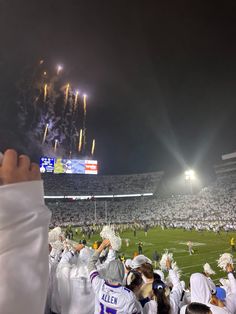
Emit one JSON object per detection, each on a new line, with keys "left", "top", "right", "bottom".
{"left": 185, "top": 169, "right": 195, "bottom": 180}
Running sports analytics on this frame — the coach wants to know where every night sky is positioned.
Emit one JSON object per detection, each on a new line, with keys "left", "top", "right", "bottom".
{"left": 0, "top": 0, "right": 236, "bottom": 176}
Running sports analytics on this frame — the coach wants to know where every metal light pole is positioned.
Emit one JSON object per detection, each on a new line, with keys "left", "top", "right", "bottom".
{"left": 94, "top": 199, "right": 97, "bottom": 222}
{"left": 105, "top": 201, "right": 108, "bottom": 223}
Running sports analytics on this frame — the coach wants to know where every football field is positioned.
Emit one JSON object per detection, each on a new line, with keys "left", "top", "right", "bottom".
{"left": 72, "top": 227, "right": 236, "bottom": 285}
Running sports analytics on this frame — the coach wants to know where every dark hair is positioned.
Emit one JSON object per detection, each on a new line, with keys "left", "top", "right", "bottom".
{"left": 152, "top": 278, "right": 170, "bottom": 314}
{"left": 185, "top": 302, "right": 211, "bottom": 314}
{"left": 153, "top": 272, "right": 161, "bottom": 281}
{"left": 126, "top": 270, "right": 143, "bottom": 292}
{"left": 137, "top": 263, "right": 154, "bottom": 279}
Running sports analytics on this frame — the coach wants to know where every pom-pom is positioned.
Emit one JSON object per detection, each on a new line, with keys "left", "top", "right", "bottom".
{"left": 51, "top": 240, "right": 64, "bottom": 251}
{"left": 203, "top": 263, "right": 215, "bottom": 275}
{"left": 171, "top": 261, "right": 182, "bottom": 279}
{"left": 64, "top": 239, "right": 78, "bottom": 251}
{"left": 159, "top": 250, "right": 181, "bottom": 281}
{"left": 100, "top": 226, "right": 121, "bottom": 251}
{"left": 48, "top": 227, "right": 62, "bottom": 244}
{"left": 159, "top": 250, "right": 173, "bottom": 271}
{"left": 217, "top": 253, "right": 233, "bottom": 271}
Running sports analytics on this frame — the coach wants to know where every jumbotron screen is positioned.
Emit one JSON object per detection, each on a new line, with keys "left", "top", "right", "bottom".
{"left": 40, "top": 157, "right": 98, "bottom": 174}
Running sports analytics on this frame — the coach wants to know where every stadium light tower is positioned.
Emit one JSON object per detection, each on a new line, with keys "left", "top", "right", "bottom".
{"left": 184, "top": 169, "right": 195, "bottom": 194}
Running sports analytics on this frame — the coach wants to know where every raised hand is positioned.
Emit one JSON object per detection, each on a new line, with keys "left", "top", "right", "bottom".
{"left": 97, "top": 239, "right": 111, "bottom": 252}
{"left": 0, "top": 149, "right": 41, "bottom": 185}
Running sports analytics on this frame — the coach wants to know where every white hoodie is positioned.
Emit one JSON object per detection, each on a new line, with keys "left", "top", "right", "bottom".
{"left": 180, "top": 273, "right": 230, "bottom": 314}
{"left": 57, "top": 248, "right": 95, "bottom": 314}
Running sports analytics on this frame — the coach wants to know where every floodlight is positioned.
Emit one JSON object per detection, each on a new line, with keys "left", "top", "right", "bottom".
{"left": 185, "top": 169, "right": 195, "bottom": 180}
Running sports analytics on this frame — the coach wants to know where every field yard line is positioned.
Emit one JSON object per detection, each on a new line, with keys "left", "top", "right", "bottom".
{"left": 175, "top": 248, "right": 230, "bottom": 259}
{"left": 181, "top": 274, "right": 227, "bottom": 283}
{"left": 180, "top": 260, "right": 218, "bottom": 270}
{"left": 178, "top": 256, "right": 219, "bottom": 264}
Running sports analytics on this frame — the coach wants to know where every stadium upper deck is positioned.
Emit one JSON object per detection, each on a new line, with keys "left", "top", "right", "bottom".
{"left": 42, "top": 171, "right": 164, "bottom": 196}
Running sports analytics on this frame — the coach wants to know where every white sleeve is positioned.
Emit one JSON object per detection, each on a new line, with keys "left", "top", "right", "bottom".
{"left": 126, "top": 299, "right": 143, "bottom": 314}
{"left": 143, "top": 300, "right": 157, "bottom": 314}
{"left": 59, "top": 251, "right": 74, "bottom": 264}
{"left": 0, "top": 181, "right": 51, "bottom": 314}
{"left": 89, "top": 269, "right": 104, "bottom": 294}
{"left": 169, "top": 269, "right": 183, "bottom": 312}
{"left": 228, "top": 272, "right": 236, "bottom": 293}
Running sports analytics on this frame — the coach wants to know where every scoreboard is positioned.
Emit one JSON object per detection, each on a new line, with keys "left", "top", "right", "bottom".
{"left": 40, "top": 157, "right": 98, "bottom": 174}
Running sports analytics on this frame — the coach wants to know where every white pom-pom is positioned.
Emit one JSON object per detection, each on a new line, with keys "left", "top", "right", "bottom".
{"left": 100, "top": 225, "right": 121, "bottom": 251}
{"left": 172, "top": 261, "right": 182, "bottom": 279}
{"left": 203, "top": 263, "right": 215, "bottom": 275}
{"left": 51, "top": 240, "right": 64, "bottom": 251}
{"left": 159, "top": 250, "right": 173, "bottom": 271}
{"left": 48, "top": 227, "right": 62, "bottom": 244}
{"left": 64, "top": 239, "right": 78, "bottom": 251}
{"left": 217, "top": 253, "right": 233, "bottom": 271}
{"left": 159, "top": 250, "right": 181, "bottom": 280}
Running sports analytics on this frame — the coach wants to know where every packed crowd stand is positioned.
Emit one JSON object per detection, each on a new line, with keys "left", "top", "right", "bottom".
{"left": 47, "top": 171, "right": 236, "bottom": 231}
{"left": 43, "top": 171, "right": 164, "bottom": 196}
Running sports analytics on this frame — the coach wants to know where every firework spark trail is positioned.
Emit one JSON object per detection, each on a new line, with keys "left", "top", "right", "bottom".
{"left": 91, "top": 139, "right": 95, "bottom": 156}
{"left": 74, "top": 91, "right": 79, "bottom": 111}
{"left": 17, "top": 62, "right": 95, "bottom": 157}
{"left": 44, "top": 83, "right": 48, "bottom": 102}
{"left": 42, "top": 123, "right": 49, "bottom": 144}
{"left": 54, "top": 139, "right": 58, "bottom": 152}
{"left": 83, "top": 94, "right": 87, "bottom": 151}
{"left": 78, "top": 129, "right": 83, "bottom": 152}
{"left": 83, "top": 94, "right": 87, "bottom": 115}
{"left": 65, "top": 83, "right": 70, "bottom": 104}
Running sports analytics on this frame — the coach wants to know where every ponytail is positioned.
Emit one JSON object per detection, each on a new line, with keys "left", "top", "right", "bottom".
{"left": 152, "top": 279, "right": 170, "bottom": 314}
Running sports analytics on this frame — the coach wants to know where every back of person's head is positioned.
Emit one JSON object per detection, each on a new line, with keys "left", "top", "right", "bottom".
{"left": 210, "top": 287, "right": 226, "bottom": 308}
{"left": 125, "top": 258, "right": 132, "bottom": 272}
{"left": 185, "top": 302, "right": 212, "bottom": 314}
{"left": 126, "top": 269, "right": 143, "bottom": 292}
{"left": 154, "top": 269, "right": 165, "bottom": 282}
{"left": 153, "top": 272, "right": 161, "bottom": 281}
{"left": 102, "top": 259, "right": 125, "bottom": 284}
{"left": 190, "top": 273, "right": 213, "bottom": 304}
{"left": 152, "top": 278, "right": 170, "bottom": 314}
{"left": 138, "top": 263, "right": 154, "bottom": 280}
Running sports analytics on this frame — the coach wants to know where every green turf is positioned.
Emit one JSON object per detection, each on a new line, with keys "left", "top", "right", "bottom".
{"left": 71, "top": 227, "right": 236, "bottom": 285}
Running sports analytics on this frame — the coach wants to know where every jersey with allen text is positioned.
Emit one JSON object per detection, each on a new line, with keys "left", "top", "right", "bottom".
{"left": 90, "top": 270, "right": 142, "bottom": 314}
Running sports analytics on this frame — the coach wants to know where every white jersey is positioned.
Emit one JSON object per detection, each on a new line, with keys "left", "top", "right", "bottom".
{"left": 57, "top": 251, "right": 95, "bottom": 314}
{"left": 90, "top": 270, "right": 142, "bottom": 314}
